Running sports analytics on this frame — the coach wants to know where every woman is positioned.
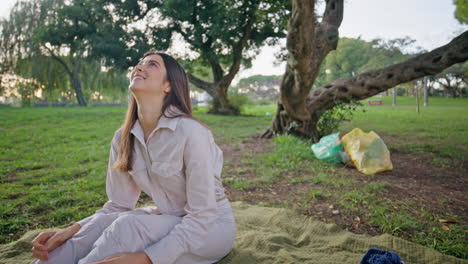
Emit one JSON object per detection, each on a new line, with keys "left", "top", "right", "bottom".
{"left": 31, "top": 51, "right": 236, "bottom": 264}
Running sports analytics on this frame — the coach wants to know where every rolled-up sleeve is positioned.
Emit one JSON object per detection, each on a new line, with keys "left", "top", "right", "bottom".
{"left": 77, "top": 129, "right": 141, "bottom": 227}
{"left": 144, "top": 125, "right": 218, "bottom": 264}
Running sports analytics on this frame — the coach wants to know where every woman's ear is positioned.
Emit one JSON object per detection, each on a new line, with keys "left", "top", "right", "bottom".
{"left": 164, "top": 84, "right": 171, "bottom": 95}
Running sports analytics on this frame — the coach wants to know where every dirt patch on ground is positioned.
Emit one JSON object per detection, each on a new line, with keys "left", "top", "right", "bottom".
{"left": 221, "top": 136, "right": 468, "bottom": 237}
{"left": 367, "top": 152, "right": 466, "bottom": 215}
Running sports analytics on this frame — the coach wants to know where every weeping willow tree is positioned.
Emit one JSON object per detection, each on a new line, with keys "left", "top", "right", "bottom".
{"left": 0, "top": 0, "right": 131, "bottom": 105}
{"left": 12, "top": 56, "right": 129, "bottom": 104}
{"left": 14, "top": 56, "right": 68, "bottom": 102}
{"left": 80, "top": 61, "right": 129, "bottom": 104}
{"left": 0, "top": 0, "right": 132, "bottom": 106}
{"left": 0, "top": 0, "right": 79, "bottom": 104}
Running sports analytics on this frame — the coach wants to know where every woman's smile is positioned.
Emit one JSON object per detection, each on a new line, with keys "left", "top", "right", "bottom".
{"left": 132, "top": 74, "right": 146, "bottom": 81}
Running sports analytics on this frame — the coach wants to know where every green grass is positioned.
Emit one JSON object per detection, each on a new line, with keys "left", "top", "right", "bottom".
{"left": 0, "top": 97, "right": 467, "bottom": 259}
{"left": 368, "top": 201, "right": 467, "bottom": 258}
{"left": 243, "top": 96, "right": 468, "bottom": 164}
{"left": 0, "top": 106, "right": 268, "bottom": 243}
{"left": 306, "top": 188, "right": 331, "bottom": 201}
{"left": 241, "top": 132, "right": 467, "bottom": 259}
{"left": 340, "top": 96, "right": 468, "bottom": 163}
{"left": 237, "top": 97, "right": 468, "bottom": 259}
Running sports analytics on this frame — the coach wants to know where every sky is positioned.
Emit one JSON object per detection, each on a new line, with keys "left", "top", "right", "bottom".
{"left": 238, "top": 0, "right": 467, "bottom": 79}
{"left": 1, "top": 0, "right": 467, "bottom": 81}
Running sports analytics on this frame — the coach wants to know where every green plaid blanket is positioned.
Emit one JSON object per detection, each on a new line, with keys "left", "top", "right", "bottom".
{"left": 1, "top": 201, "right": 465, "bottom": 264}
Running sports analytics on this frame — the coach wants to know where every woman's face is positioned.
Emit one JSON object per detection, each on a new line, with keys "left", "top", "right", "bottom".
{"left": 129, "top": 54, "right": 171, "bottom": 96}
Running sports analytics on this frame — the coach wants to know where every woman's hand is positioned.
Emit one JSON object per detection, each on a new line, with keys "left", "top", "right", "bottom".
{"left": 31, "top": 223, "right": 81, "bottom": 261}
{"left": 88, "top": 252, "right": 152, "bottom": 264}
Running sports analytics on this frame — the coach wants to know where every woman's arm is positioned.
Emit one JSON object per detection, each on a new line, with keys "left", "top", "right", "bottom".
{"left": 32, "top": 129, "right": 141, "bottom": 259}
{"left": 31, "top": 223, "right": 81, "bottom": 261}
{"left": 77, "top": 129, "right": 141, "bottom": 227}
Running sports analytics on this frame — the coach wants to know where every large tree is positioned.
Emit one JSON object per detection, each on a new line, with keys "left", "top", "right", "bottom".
{"left": 263, "top": 0, "right": 468, "bottom": 140}
{"left": 1, "top": 0, "right": 90, "bottom": 105}
{"left": 0, "top": 0, "right": 91, "bottom": 105}
{"left": 431, "top": 62, "right": 467, "bottom": 97}
{"left": 153, "top": 0, "right": 290, "bottom": 114}
{"left": 27, "top": 0, "right": 288, "bottom": 110}
{"left": 32, "top": 0, "right": 138, "bottom": 106}
{"left": 0, "top": 0, "right": 70, "bottom": 103}
{"left": 0, "top": 0, "right": 43, "bottom": 75}
{"left": 1, "top": 0, "right": 157, "bottom": 106}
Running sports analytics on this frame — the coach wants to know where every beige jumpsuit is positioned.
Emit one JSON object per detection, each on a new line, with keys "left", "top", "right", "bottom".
{"left": 34, "top": 108, "right": 236, "bottom": 264}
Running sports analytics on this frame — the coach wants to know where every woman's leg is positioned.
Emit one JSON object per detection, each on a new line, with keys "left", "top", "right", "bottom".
{"left": 78, "top": 214, "right": 182, "bottom": 264}
{"left": 32, "top": 213, "right": 121, "bottom": 264}
{"left": 175, "top": 214, "right": 236, "bottom": 264}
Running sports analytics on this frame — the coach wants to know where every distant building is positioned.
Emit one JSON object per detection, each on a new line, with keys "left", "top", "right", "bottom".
{"left": 190, "top": 90, "right": 211, "bottom": 106}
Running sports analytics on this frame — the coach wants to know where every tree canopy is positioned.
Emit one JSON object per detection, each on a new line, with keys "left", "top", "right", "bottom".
{"left": 454, "top": 0, "right": 468, "bottom": 24}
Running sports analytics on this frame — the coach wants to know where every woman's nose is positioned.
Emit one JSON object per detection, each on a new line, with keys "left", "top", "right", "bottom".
{"left": 135, "top": 64, "right": 143, "bottom": 72}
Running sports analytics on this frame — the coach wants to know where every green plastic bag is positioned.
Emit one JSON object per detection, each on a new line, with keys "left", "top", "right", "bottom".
{"left": 311, "top": 132, "right": 343, "bottom": 163}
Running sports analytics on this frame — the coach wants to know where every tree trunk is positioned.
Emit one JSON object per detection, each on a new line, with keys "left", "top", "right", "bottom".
{"left": 423, "top": 78, "right": 429, "bottom": 106}
{"left": 415, "top": 83, "right": 420, "bottom": 113}
{"left": 437, "top": 74, "right": 465, "bottom": 98}
{"left": 392, "top": 87, "right": 397, "bottom": 106}
{"left": 71, "top": 74, "right": 87, "bottom": 106}
{"left": 187, "top": 73, "right": 239, "bottom": 115}
{"left": 264, "top": 0, "right": 468, "bottom": 140}
{"left": 187, "top": 1, "right": 257, "bottom": 116}
{"left": 43, "top": 45, "right": 87, "bottom": 106}
{"left": 209, "top": 84, "right": 240, "bottom": 115}
{"left": 443, "top": 84, "right": 458, "bottom": 98}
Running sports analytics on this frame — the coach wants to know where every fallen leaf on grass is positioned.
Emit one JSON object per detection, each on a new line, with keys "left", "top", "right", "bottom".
{"left": 352, "top": 216, "right": 361, "bottom": 229}
{"left": 441, "top": 225, "right": 450, "bottom": 231}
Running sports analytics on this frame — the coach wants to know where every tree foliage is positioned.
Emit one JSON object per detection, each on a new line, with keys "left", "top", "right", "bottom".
{"left": 431, "top": 61, "right": 467, "bottom": 97}
{"left": 0, "top": 0, "right": 141, "bottom": 105}
{"left": 150, "top": 0, "right": 290, "bottom": 114}
{"left": 454, "top": 0, "right": 468, "bottom": 24}
{"left": 264, "top": 0, "right": 468, "bottom": 140}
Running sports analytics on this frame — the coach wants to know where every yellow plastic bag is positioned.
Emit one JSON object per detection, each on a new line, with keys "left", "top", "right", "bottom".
{"left": 341, "top": 128, "right": 393, "bottom": 175}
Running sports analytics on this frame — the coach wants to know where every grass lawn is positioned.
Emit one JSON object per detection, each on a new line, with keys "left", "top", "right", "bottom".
{"left": 245, "top": 96, "right": 468, "bottom": 165}
{"left": 0, "top": 96, "right": 466, "bottom": 259}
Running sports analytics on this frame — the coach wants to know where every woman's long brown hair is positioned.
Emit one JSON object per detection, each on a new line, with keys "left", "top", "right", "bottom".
{"left": 113, "top": 50, "right": 193, "bottom": 172}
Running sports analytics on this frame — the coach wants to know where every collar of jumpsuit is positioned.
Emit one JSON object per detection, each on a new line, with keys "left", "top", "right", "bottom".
{"left": 130, "top": 105, "right": 183, "bottom": 145}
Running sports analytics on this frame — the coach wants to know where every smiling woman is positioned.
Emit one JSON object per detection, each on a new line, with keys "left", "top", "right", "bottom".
{"left": 30, "top": 50, "right": 236, "bottom": 264}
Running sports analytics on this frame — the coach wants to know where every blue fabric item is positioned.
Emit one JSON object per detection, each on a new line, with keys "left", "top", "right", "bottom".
{"left": 360, "top": 248, "right": 405, "bottom": 264}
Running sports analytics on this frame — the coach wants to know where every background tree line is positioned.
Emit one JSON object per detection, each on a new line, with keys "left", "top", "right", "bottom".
{"left": 0, "top": 0, "right": 466, "bottom": 140}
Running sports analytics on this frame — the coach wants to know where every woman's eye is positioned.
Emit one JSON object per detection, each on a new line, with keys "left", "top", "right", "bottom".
{"left": 149, "top": 62, "right": 157, "bottom": 67}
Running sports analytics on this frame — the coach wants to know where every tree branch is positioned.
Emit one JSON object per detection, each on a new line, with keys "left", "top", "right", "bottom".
{"left": 202, "top": 46, "right": 224, "bottom": 83}
{"left": 43, "top": 44, "right": 72, "bottom": 76}
{"left": 286, "top": 0, "right": 316, "bottom": 74}
{"left": 306, "top": 30, "right": 468, "bottom": 113}
{"left": 218, "top": 0, "right": 258, "bottom": 89}
{"left": 187, "top": 73, "right": 215, "bottom": 96}
{"left": 314, "top": 0, "right": 344, "bottom": 63}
